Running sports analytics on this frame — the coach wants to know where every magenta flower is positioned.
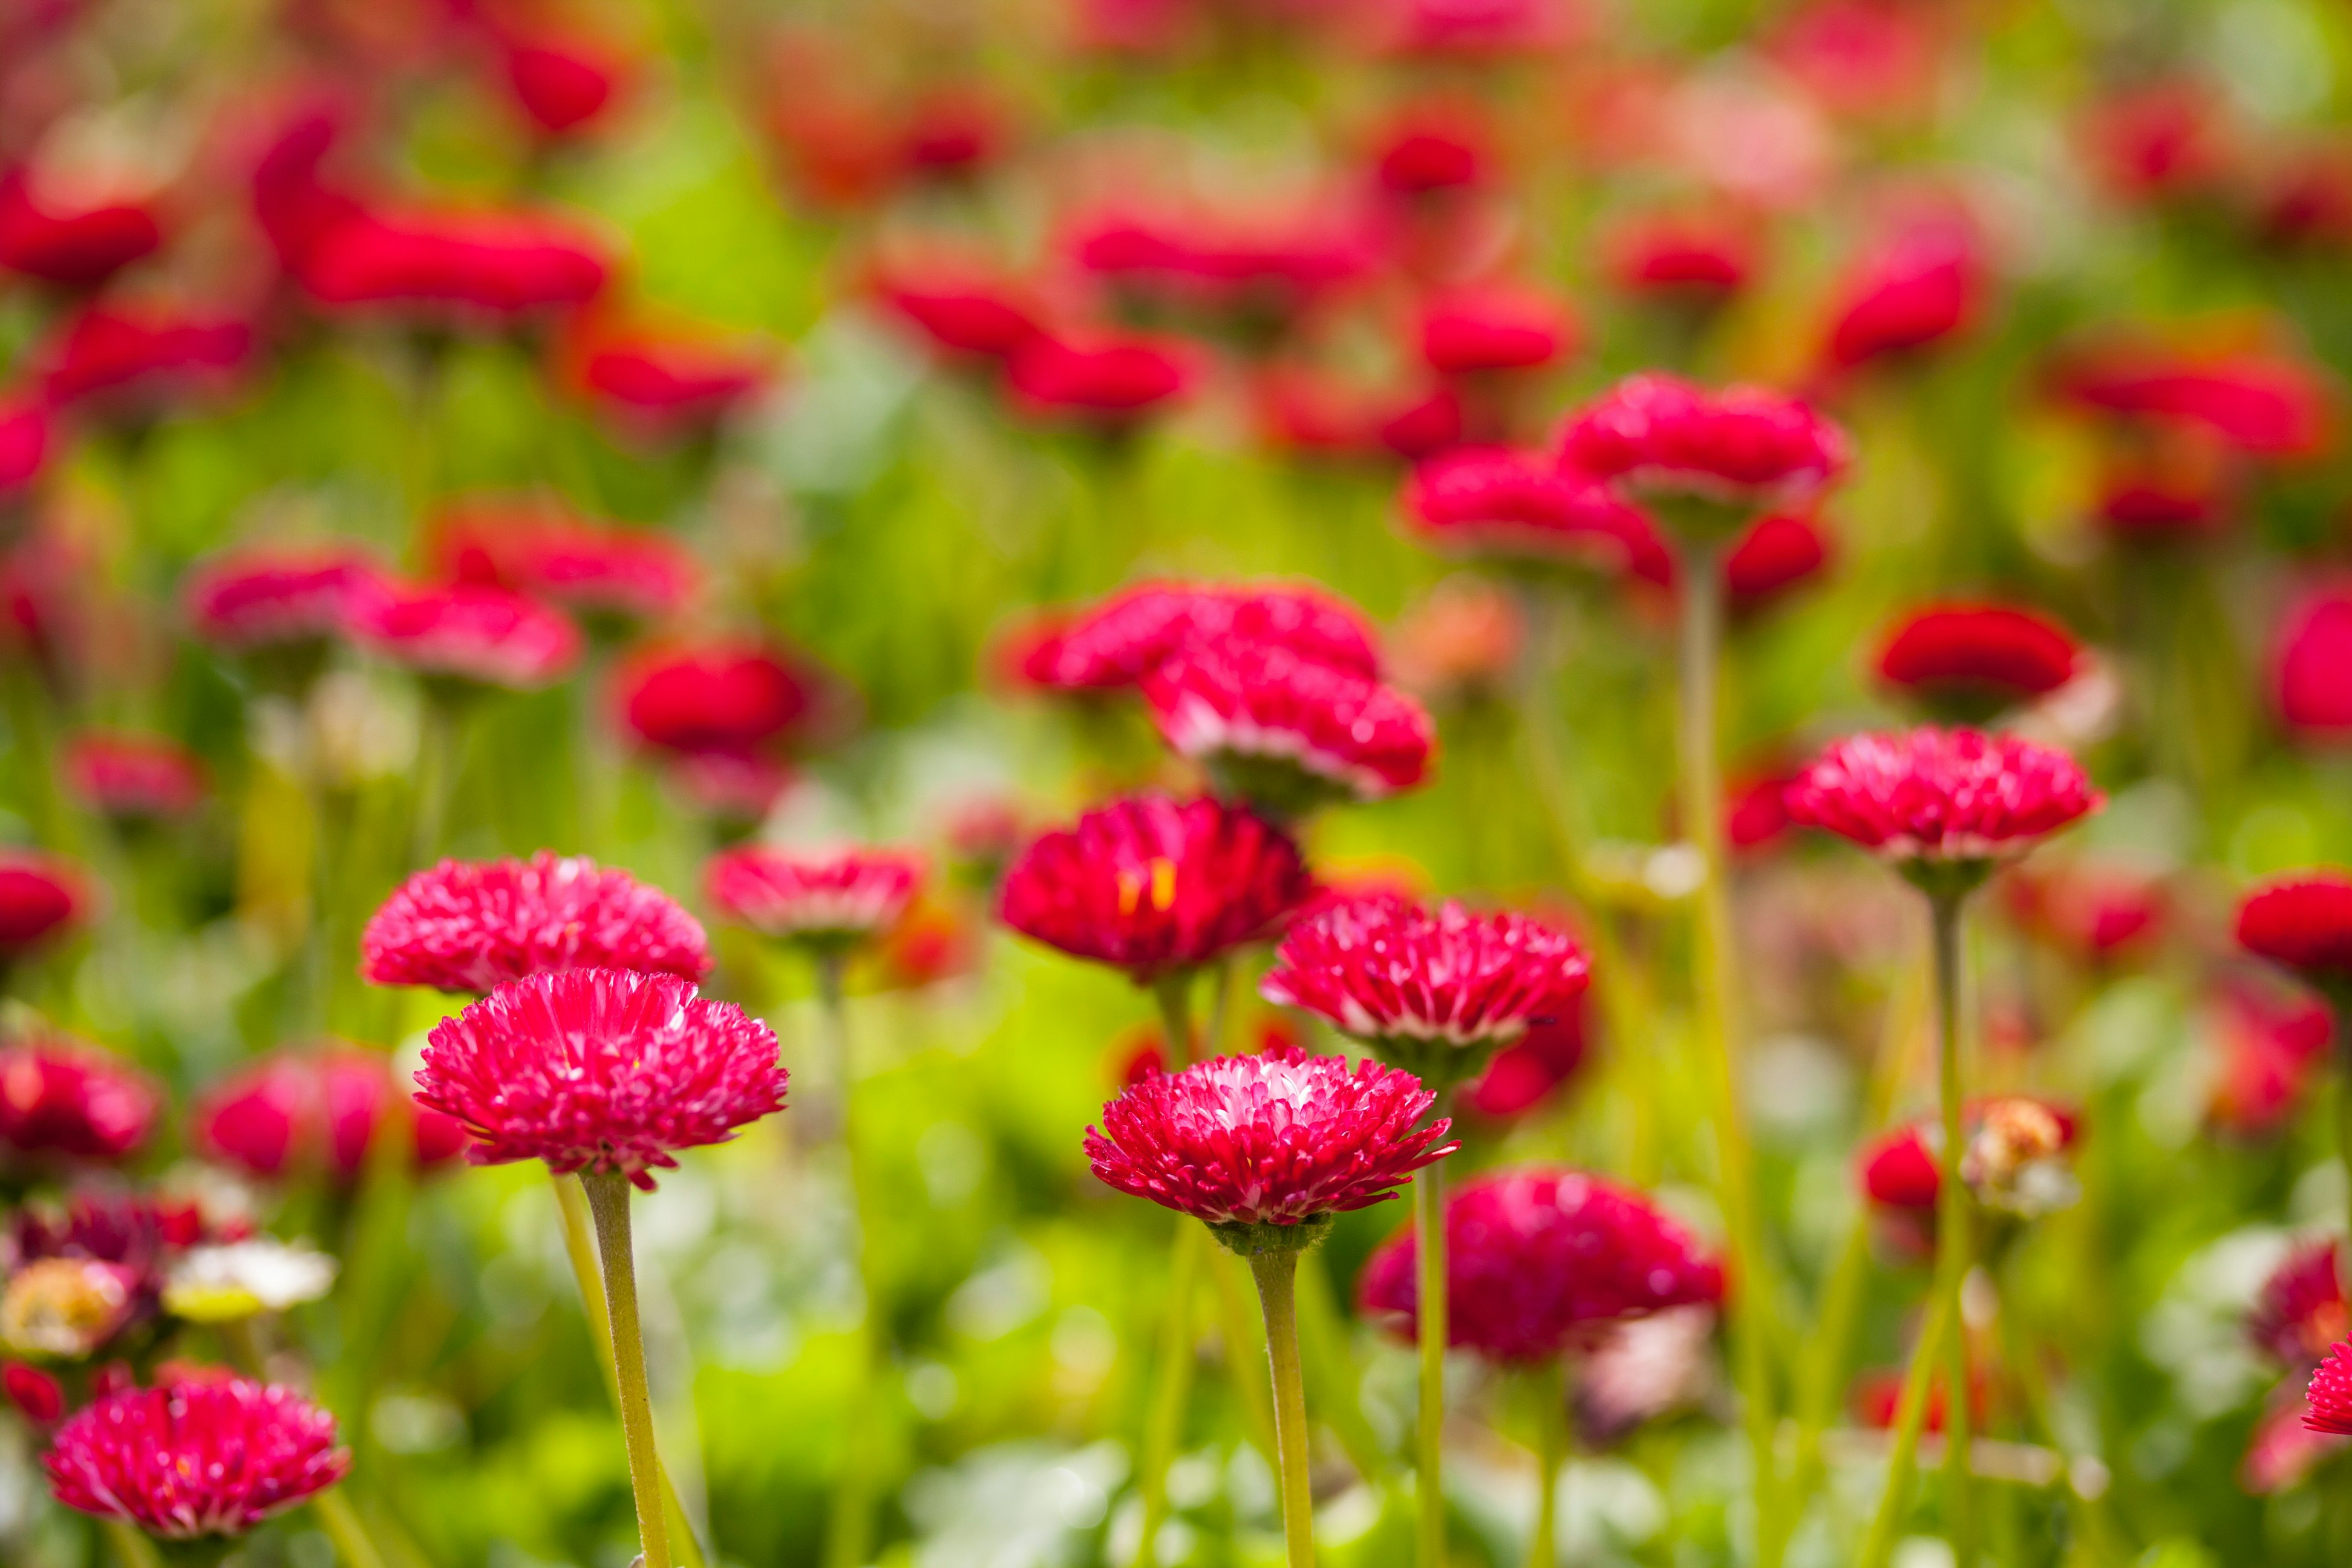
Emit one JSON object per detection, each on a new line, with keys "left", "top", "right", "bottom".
{"left": 2250, "top": 1241, "right": 2348, "bottom": 1367}
{"left": 1401, "top": 447, "right": 1669, "bottom": 577}
{"left": 180, "top": 544, "right": 387, "bottom": 654}
{"left": 1085, "top": 1046, "right": 1455, "bottom": 1229}
{"left": 1018, "top": 579, "right": 1380, "bottom": 693}
{"left": 361, "top": 852, "right": 711, "bottom": 993}
{"left": 1559, "top": 371, "right": 1850, "bottom": 522}
{"left": 354, "top": 581, "right": 582, "bottom": 690}
{"left": 1782, "top": 727, "right": 2101, "bottom": 868}
{"left": 0, "top": 850, "right": 87, "bottom": 970}
{"left": 0, "top": 1034, "right": 157, "bottom": 1164}
{"left": 1875, "top": 604, "right": 2082, "bottom": 715}
{"left": 416, "top": 967, "right": 787, "bottom": 1190}
{"left": 705, "top": 844, "right": 924, "bottom": 945}
{"left": 2307, "top": 1342, "right": 2352, "bottom": 1434}
{"left": 434, "top": 500, "right": 698, "bottom": 626}
{"left": 62, "top": 732, "right": 206, "bottom": 822}
{"left": 193, "top": 1045, "right": 468, "bottom": 1185}
{"left": 44, "top": 1376, "right": 350, "bottom": 1538}
{"left": 1356, "top": 1168, "right": 1723, "bottom": 1363}
{"left": 998, "top": 794, "right": 1313, "bottom": 982}
{"left": 1143, "top": 644, "right": 1437, "bottom": 809}
{"left": 2238, "top": 872, "right": 2352, "bottom": 990}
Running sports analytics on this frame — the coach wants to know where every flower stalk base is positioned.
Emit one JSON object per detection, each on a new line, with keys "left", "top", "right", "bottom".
{"left": 582, "top": 1169, "right": 674, "bottom": 1568}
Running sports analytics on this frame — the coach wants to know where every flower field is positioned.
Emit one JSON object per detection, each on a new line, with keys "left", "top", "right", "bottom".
{"left": 5, "top": 2, "right": 2352, "bottom": 1566}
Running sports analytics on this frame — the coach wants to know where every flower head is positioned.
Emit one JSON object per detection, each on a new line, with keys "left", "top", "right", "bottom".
{"left": 705, "top": 844, "right": 924, "bottom": 946}
{"left": 354, "top": 581, "right": 582, "bottom": 690}
{"left": 1417, "top": 284, "right": 1575, "bottom": 376}
{"left": 2275, "top": 586, "right": 2352, "bottom": 739}
{"left": 181, "top": 544, "right": 387, "bottom": 655}
{"left": 1356, "top": 1168, "right": 1723, "bottom": 1363}
{"left": 2307, "top": 1342, "right": 2352, "bottom": 1435}
{"left": 0, "top": 1035, "right": 157, "bottom": 1164}
{"left": 2238, "top": 872, "right": 2352, "bottom": 990}
{"left": 998, "top": 794, "right": 1312, "bottom": 982}
{"left": 0, "top": 851, "right": 87, "bottom": 965}
{"left": 1261, "top": 892, "right": 1589, "bottom": 1063}
{"left": 193, "top": 1045, "right": 468, "bottom": 1184}
{"left": 1602, "top": 209, "right": 1757, "bottom": 302}
{"left": 1559, "top": 372, "right": 1850, "bottom": 523}
{"left": 39, "top": 305, "right": 252, "bottom": 412}
{"left": 1004, "top": 330, "right": 1197, "bottom": 425}
{"left": 1725, "top": 512, "right": 1830, "bottom": 615}
{"left": 1084, "top": 1045, "right": 1455, "bottom": 1229}
{"left": 1462, "top": 991, "right": 1589, "bottom": 1118}
{"left": 1402, "top": 448, "right": 1669, "bottom": 577}
{"left": 875, "top": 258, "right": 1043, "bottom": 361}
{"left": 416, "top": 967, "right": 786, "bottom": 1189}
{"left": 1783, "top": 727, "right": 2101, "bottom": 869}
{"left": 2052, "top": 342, "right": 2331, "bottom": 459}
{"left": 501, "top": 32, "right": 626, "bottom": 136}
{"left": 1017, "top": 580, "right": 1381, "bottom": 694}
{"left": 1143, "top": 644, "right": 1437, "bottom": 809}
{"left": 0, "top": 169, "right": 159, "bottom": 287}
{"left": 63, "top": 733, "right": 206, "bottom": 822}
{"left": 2251, "top": 1241, "right": 2348, "bottom": 1367}
{"left": 1858, "top": 1097, "right": 2080, "bottom": 1220}
{"left": 44, "top": 1377, "right": 350, "bottom": 1537}
{"left": 572, "top": 330, "right": 771, "bottom": 440}
{"left": 433, "top": 500, "right": 697, "bottom": 626}
{"left": 1821, "top": 211, "right": 1981, "bottom": 371}
{"left": 1, "top": 1258, "right": 139, "bottom": 1358}
{"left": 612, "top": 637, "right": 830, "bottom": 762}
{"left": 361, "top": 852, "right": 711, "bottom": 993}
{"left": 1877, "top": 604, "right": 2080, "bottom": 716}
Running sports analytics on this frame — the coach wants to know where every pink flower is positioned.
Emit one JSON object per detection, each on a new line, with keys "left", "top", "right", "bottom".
{"left": 570, "top": 330, "right": 771, "bottom": 439}
{"left": 0, "top": 1034, "right": 157, "bottom": 1163}
{"left": 0, "top": 168, "right": 159, "bottom": 287}
{"left": 1875, "top": 604, "right": 2081, "bottom": 713}
{"left": 63, "top": 733, "right": 206, "bottom": 821}
{"left": 361, "top": 852, "right": 711, "bottom": 993}
{"left": 2306, "top": 1342, "right": 2352, "bottom": 1434}
{"left": 998, "top": 794, "right": 1313, "bottom": 982}
{"left": 1821, "top": 209, "right": 1981, "bottom": 370}
{"left": 1143, "top": 644, "right": 1437, "bottom": 807}
{"left": 2244, "top": 1393, "right": 2347, "bottom": 1492}
{"left": 1261, "top": 892, "right": 1588, "bottom": 1055}
{"left": 704, "top": 844, "right": 924, "bottom": 945}
{"left": 1003, "top": 330, "right": 1197, "bottom": 425}
{"left": 2238, "top": 872, "right": 2352, "bottom": 988}
{"left": 2250, "top": 1241, "right": 2348, "bottom": 1367}
{"left": 1560, "top": 372, "right": 1851, "bottom": 520}
{"left": 1782, "top": 727, "right": 2102, "bottom": 866}
{"left": 1601, "top": 208, "right": 1759, "bottom": 302}
{"left": 192, "top": 1045, "right": 468, "bottom": 1184}
{"left": 44, "top": 1377, "right": 350, "bottom": 1538}
{"left": 417, "top": 967, "right": 786, "bottom": 1189}
{"left": 1084, "top": 1045, "right": 1455, "bottom": 1228}
{"left": 432, "top": 500, "right": 697, "bottom": 626}
{"left": 1462, "top": 990, "right": 1587, "bottom": 1117}
{"left": 181, "top": 544, "right": 387, "bottom": 654}
{"left": 1402, "top": 446, "right": 1668, "bottom": 575}
{"left": 1356, "top": 1168, "right": 1722, "bottom": 1362}
{"left": 874, "top": 257, "right": 1044, "bottom": 361}
{"left": 1016, "top": 579, "right": 1380, "bottom": 693}
{"left": 38, "top": 305, "right": 252, "bottom": 411}
{"left": 1725, "top": 511, "right": 1829, "bottom": 613}
{"left": 500, "top": 33, "right": 627, "bottom": 136}
{"left": 353, "top": 581, "right": 582, "bottom": 689}
{"left": 2274, "top": 586, "right": 2352, "bottom": 738}
{"left": 613, "top": 638, "right": 826, "bottom": 757}
{"left": 0, "top": 850, "right": 87, "bottom": 967}
{"left": 2053, "top": 342, "right": 2331, "bottom": 459}
{"left": 1417, "top": 284, "right": 1575, "bottom": 376}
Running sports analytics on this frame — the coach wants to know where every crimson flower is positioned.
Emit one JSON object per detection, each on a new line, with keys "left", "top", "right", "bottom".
{"left": 2307, "top": 1343, "right": 2352, "bottom": 1435}
{"left": 1373, "top": 105, "right": 1489, "bottom": 196}
{"left": 1725, "top": 512, "right": 1829, "bottom": 614}
{"left": 2207, "top": 979, "right": 2334, "bottom": 1137}
{"left": 1859, "top": 1097, "right": 2080, "bottom": 1220}
{"left": 2002, "top": 857, "right": 2167, "bottom": 964}
{"left": 1143, "top": 645, "right": 1437, "bottom": 809}
{"left": 417, "top": 967, "right": 786, "bottom": 1189}
{"left": 1782, "top": 727, "right": 2102, "bottom": 871}
{"left": 0, "top": 1034, "right": 157, "bottom": 1163}
{"left": 998, "top": 794, "right": 1312, "bottom": 982}
{"left": 1068, "top": 207, "right": 1373, "bottom": 327}
{"left": 1417, "top": 284, "right": 1575, "bottom": 376}
{"left": 63, "top": 733, "right": 206, "bottom": 822}
{"left": 44, "top": 1376, "right": 350, "bottom": 1538}
{"left": 1821, "top": 211, "right": 1981, "bottom": 371}
{"left": 1017, "top": 579, "right": 1380, "bottom": 693}
{"left": 290, "top": 205, "right": 612, "bottom": 319}
{"left": 2274, "top": 586, "right": 2352, "bottom": 738}
{"left": 433, "top": 500, "right": 696, "bottom": 626}
{"left": 1601, "top": 209, "right": 1758, "bottom": 302}
{"left": 875, "top": 260, "right": 1043, "bottom": 361}
{"left": 2092, "top": 457, "right": 2228, "bottom": 542}
{"left": 361, "top": 852, "right": 711, "bottom": 993}
{"left": 0, "top": 851, "right": 87, "bottom": 969}
{"left": 2052, "top": 342, "right": 2331, "bottom": 459}
{"left": 2237, "top": 872, "right": 2352, "bottom": 991}
{"left": 614, "top": 637, "right": 825, "bottom": 757}
{"left": 0, "top": 393, "right": 47, "bottom": 498}
{"left": 705, "top": 844, "right": 923, "bottom": 946}
{"left": 2250, "top": 1241, "right": 2348, "bottom": 1367}
{"left": 1085, "top": 1045, "right": 1455, "bottom": 1230}
{"left": 572, "top": 331, "right": 771, "bottom": 439}
{"left": 1402, "top": 447, "right": 1668, "bottom": 577}
{"left": 38, "top": 305, "right": 252, "bottom": 411}
{"left": 1560, "top": 372, "right": 1851, "bottom": 530}
{"left": 1004, "top": 330, "right": 1197, "bottom": 425}
{"left": 354, "top": 581, "right": 582, "bottom": 690}
{"left": 1462, "top": 990, "right": 1588, "bottom": 1119}
{"left": 193, "top": 1045, "right": 468, "bottom": 1184}
{"left": 181, "top": 543, "right": 386, "bottom": 655}
{"left": 500, "top": 33, "right": 626, "bottom": 136}
{"left": 0, "top": 168, "right": 159, "bottom": 287}
{"left": 1356, "top": 1168, "right": 1722, "bottom": 1362}
{"left": 5, "top": 1362, "right": 62, "bottom": 1423}
{"left": 1261, "top": 892, "right": 1588, "bottom": 1073}
{"left": 1875, "top": 604, "right": 2081, "bottom": 716}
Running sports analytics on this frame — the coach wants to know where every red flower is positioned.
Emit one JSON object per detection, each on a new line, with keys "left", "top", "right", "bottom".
{"left": 181, "top": 544, "right": 387, "bottom": 653}
{"left": 613, "top": 637, "right": 828, "bottom": 759}
{"left": 417, "top": 967, "right": 786, "bottom": 1189}
{"left": 2002, "top": 857, "right": 2166, "bottom": 964}
{"left": 1601, "top": 209, "right": 1757, "bottom": 301}
{"left": 193, "top": 1045, "right": 468, "bottom": 1184}
{"left": 0, "top": 850, "right": 87, "bottom": 965}
{"left": 0, "top": 168, "right": 159, "bottom": 287}
{"left": 2275, "top": 587, "right": 2352, "bottom": 737}
{"left": 1402, "top": 446, "right": 1668, "bottom": 576}
{"left": 2306, "top": 1342, "right": 2352, "bottom": 1435}
{"left": 2092, "top": 448, "right": 2230, "bottom": 541}
{"left": 1560, "top": 372, "right": 1850, "bottom": 518}
{"left": 290, "top": 204, "right": 611, "bottom": 319}
{"left": 1725, "top": 512, "right": 1829, "bottom": 613}
{"left": 1417, "top": 284, "right": 1575, "bottom": 376}
{"left": 1003, "top": 330, "right": 1197, "bottom": 425}
{"left": 1726, "top": 765, "right": 1799, "bottom": 853}
{"left": 1143, "top": 644, "right": 1437, "bottom": 807}
{"left": 1765, "top": 1, "right": 1943, "bottom": 120}
{"left": 1261, "top": 892, "right": 1588, "bottom": 1053}
{"left": 1373, "top": 105, "right": 1489, "bottom": 196}
{"left": 1356, "top": 1168, "right": 1722, "bottom": 1362}
{"left": 1821, "top": 209, "right": 1981, "bottom": 370}
{"left": 1085, "top": 1045, "right": 1455, "bottom": 1228}
{"left": 705, "top": 844, "right": 923, "bottom": 944}
{"left": 2081, "top": 80, "right": 2233, "bottom": 206}
{"left": 0, "top": 1035, "right": 157, "bottom": 1163}
{"left": 1782, "top": 727, "right": 2102, "bottom": 865}
{"left": 998, "top": 794, "right": 1312, "bottom": 982}
{"left": 1860, "top": 1124, "right": 1941, "bottom": 1212}
{"left": 43, "top": 1377, "right": 350, "bottom": 1537}
{"left": 0, "top": 392, "right": 48, "bottom": 497}
{"left": 1858, "top": 1097, "right": 2080, "bottom": 1218}
{"left": 2251, "top": 1241, "right": 2348, "bottom": 1367}
{"left": 353, "top": 581, "right": 582, "bottom": 689}
{"left": 2207, "top": 978, "right": 2334, "bottom": 1136}
{"left": 63, "top": 733, "right": 206, "bottom": 821}
{"left": 1068, "top": 206, "right": 1374, "bottom": 327}
{"left": 433, "top": 500, "right": 696, "bottom": 626}
{"left": 361, "top": 852, "right": 711, "bottom": 993}
{"left": 1876, "top": 604, "right": 2080, "bottom": 713}
{"left": 38, "top": 305, "right": 250, "bottom": 411}
{"left": 4, "top": 1362, "right": 62, "bottom": 1423}
{"left": 1462, "top": 990, "right": 1588, "bottom": 1117}
{"left": 1016, "top": 579, "right": 1380, "bottom": 693}
{"left": 501, "top": 33, "right": 626, "bottom": 136}
{"left": 897, "top": 85, "right": 1010, "bottom": 176}
{"left": 572, "top": 332, "right": 770, "bottom": 438}
{"left": 877, "top": 261, "right": 1044, "bottom": 361}
{"left": 1386, "top": 0, "right": 1572, "bottom": 57}
{"left": 2238, "top": 872, "right": 2352, "bottom": 988}
{"left": 2053, "top": 344, "right": 2331, "bottom": 459}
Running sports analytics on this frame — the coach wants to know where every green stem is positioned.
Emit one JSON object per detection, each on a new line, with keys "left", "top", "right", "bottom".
{"left": 1674, "top": 538, "right": 1781, "bottom": 1565}
{"left": 1247, "top": 1246, "right": 1317, "bottom": 1568}
{"left": 1154, "top": 970, "right": 1197, "bottom": 1068}
{"left": 1135, "top": 1220, "right": 1205, "bottom": 1568}
{"left": 313, "top": 1489, "right": 388, "bottom": 1568}
{"left": 1415, "top": 1152, "right": 1449, "bottom": 1568}
{"left": 581, "top": 1169, "right": 675, "bottom": 1568}
{"left": 820, "top": 951, "right": 880, "bottom": 1568}
{"left": 1526, "top": 1363, "right": 1566, "bottom": 1568}
{"left": 1212, "top": 1249, "right": 1279, "bottom": 1463}
{"left": 1929, "top": 890, "right": 1973, "bottom": 1564}
{"left": 1855, "top": 1284, "right": 1956, "bottom": 1568}
{"left": 101, "top": 1518, "right": 163, "bottom": 1568}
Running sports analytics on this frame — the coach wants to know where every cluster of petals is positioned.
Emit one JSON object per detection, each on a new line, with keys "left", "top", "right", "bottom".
{"left": 416, "top": 967, "right": 786, "bottom": 1189}
{"left": 181, "top": 544, "right": 387, "bottom": 653}
{"left": 2273, "top": 586, "right": 2352, "bottom": 736}
{"left": 1143, "top": 642, "right": 1436, "bottom": 803}
{"left": 43, "top": 1376, "right": 349, "bottom": 1538}
{"left": 2250, "top": 1241, "right": 2348, "bottom": 1367}
{"left": 1402, "top": 447, "right": 1667, "bottom": 576}
{"left": 1417, "top": 283, "right": 1575, "bottom": 375}
{"left": 0, "top": 1035, "right": 157, "bottom": 1163}
{"left": 1019, "top": 579, "right": 1380, "bottom": 693}
{"left": 2052, "top": 343, "right": 2331, "bottom": 459}
{"left": 0, "top": 168, "right": 159, "bottom": 287}
{"left": 999, "top": 794, "right": 1313, "bottom": 981}
{"left": 352, "top": 581, "right": 582, "bottom": 690}
{"left": 1084, "top": 1045, "right": 1454, "bottom": 1227}
{"left": 38, "top": 306, "right": 252, "bottom": 411}
{"left": 433, "top": 500, "right": 697, "bottom": 624}
{"left": 1356, "top": 1168, "right": 1723, "bottom": 1362}
{"left": 1003, "top": 331, "right": 1197, "bottom": 423}
{"left": 1821, "top": 211, "right": 1981, "bottom": 371}
{"left": 194, "top": 1045, "right": 468, "bottom": 1184}
{"left": 63, "top": 732, "right": 206, "bottom": 821}
{"left": 360, "top": 852, "right": 711, "bottom": 993}
{"left": 1876, "top": 603, "right": 2082, "bottom": 708}
{"left": 1261, "top": 891, "right": 1588, "bottom": 1050}
{"left": 705, "top": 844, "right": 924, "bottom": 944}
{"left": 613, "top": 637, "right": 824, "bottom": 757}
{"left": 1725, "top": 512, "right": 1831, "bottom": 612}
{"left": 2236, "top": 871, "right": 2352, "bottom": 986}
{"left": 1783, "top": 727, "right": 2102, "bottom": 864}
{"left": 0, "top": 850, "right": 87, "bottom": 962}
{"left": 1559, "top": 372, "right": 1851, "bottom": 511}
{"left": 2307, "top": 1343, "right": 2352, "bottom": 1434}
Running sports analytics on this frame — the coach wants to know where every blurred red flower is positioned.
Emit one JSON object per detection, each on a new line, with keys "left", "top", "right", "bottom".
{"left": 1462, "top": 988, "right": 1588, "bottom": 1117}
{"left": 0, "top": 166, "right": 158, "bottom": 287}
{"left": 0, "top": 850, "right": 87, "bottom": 969}
{"left": 44, "top": 1377, "right": 350, "bottom": 1538}
{"left": 2250, "top": 1240, "right": 2348, "bottom": 1368}
{"left": 705, "top": 844, "right": 924, "bottom": 947}
{"left": 39, "top": 305, "right": 251, "bottom": 410}
{"left": 361, "top": 851, "right": 711, "bottom": 993}
{"left": 1725, "top": 511, "right": 1829, "bottom": 614}
{"left": 182, "top": 543, "right": 386, "bottom": 655}
{"left": 1821, "top": 207, "right": 1982, "bottom": 371}
{"left": 2273, "top": 587, "right": 2352, "bottom": 738}
{"left": 194, "top": 1044, "right": 466, "bottom": 1184}
{"left": 2238, "top": 871, "right": 2352, "bottom": 987}
{"left": 63, "top": 732, "right": 206, "bottom": 821}
{"left": 1561, "top": 372, "right": 1850, "bottom": 522}
{"left": 1004, "top": 329, "right": 1198, "bottom": 425}
{"left": 0, "top": 1033, "right": 155, "bottom": 1163}
{"left": 2053, "top": 342, "right": 2332, "bottom": 459}
{"left": 432, "top": 500, "right": 696, "bottom": 627}
{"left": 1875, "top": 603, "right": 2080, "bottom": 714}
{"left": 499, "top": 31, "right": 627, "bottom": 137}
{"left": 1601, "top": 208, "right": 1759, "bottom": 302}
{"left": 1143, "top": 644, "right": 1436, "bottom": 807}
{"left": 1417, "top": 283, "right": 1575, "bottom": 376}
{"left": 1785, "top": 727, "right": 2101, "bottom": 866}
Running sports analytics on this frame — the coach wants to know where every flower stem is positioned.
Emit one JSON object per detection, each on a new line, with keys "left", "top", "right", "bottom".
{"left": 1526, "top": 1362, "right": 1566, "bottom": 1568}
{"left": 1246, "top": 1246, "right": 1317, "bottom": 1568}
{"left": 1674, "top": 537, "right": 1780, "bottom": 1564}
{"left": 1415, "top": 1154, "right": 1449, "bottom": 1568}
{"left": 819, "top": 950, "right": 880, "bottom": 1568}
{"left": 1927, "top": 889, "right": 1973, "bottom": 1564}
{"left": 1154, "top": 971, "right": 1196, "bottom": 1068}
{"left": 313, "top": 1489, "right": 388, "bottom": 1568}
{"left": 1135, "top": 1219, "right": 1204, "bottom": 1568}
{"left": 101, "top": 1518, "right": 163, "bottom": 1568}
{"left": 1855, "top": 1279, "right": 1956, "bottom": 1568}
{"left": 581, "top": 1168, "right": 674, "bottom": 1568}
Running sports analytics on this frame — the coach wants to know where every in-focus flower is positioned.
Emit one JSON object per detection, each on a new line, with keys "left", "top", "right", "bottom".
{"left": 39, "top": 305, "right": 252, "bottom": 411}
{"left": 2305, "top": 1342, "right": 2352, "bottom": 1434}
{"left": 354, "top": 581, "right": 583, "bottom": 691}
{"left": 1084, "top": 1045, "right": 1454, "bottom": 1235}
{"left": 1356, "top": 1168, "right": 1722, "bottom": 1362}
{"left": 1016, "top": 579, "right": 1381, "bottom": 693}
{"left": 0, "top": 851, "right": 88, "bottom": 971}
{"left": 2238, "top": 872, "right": 2352, "bottom": 993}
{"left": 433, "top": 500, "right": 696, "bottom": 627}
{"left": 1783, "top": 727, "right": 2101, "bottom": 874}
{"left": 416, "top": 967, "right": 786, "bottom": 1189}
{"left": 1, "top": 1257, "right": 139, "bottom": 1357}
{"left": 1402, "top": 446, "right": 1668, "bottom": 577}
{"left": 2274, "top": 586, "right": 2352, "bottom": 739}
{"left": 1004, "top": 330, "right": 1197, "bottom": 426}
{"left": 1876, "top": 604, "right": 2081, "bottom": 718}
{"left": 1417, "top": 284, "right": 1574, "bottom": 376}
{"left": 63, "top": 732, "right": 206, "bottom": 822}
{"left": 999, "top": 794, "right": 1312, "bottom": 982}
{"left": 361, "top": 852, "right": 711, "bottom": 993}
{"left": 43, "top": 1377, "right": 350, "bottom": 1537}
{"left": 162, "top": 1240, "right": 338, "bottom": 1322}
{"left": 705, "top": 844, "right": 923, "bottom": 947}
{"left": 2250, "top": 1241, "right": 2348, "bottom": 1368}
{"left": 193, "top": 1044, "right": 468, "bottom": 1183}
{"left": 181, "top": 543, "right": 387, "bottom": 656}
{"left": 1560, "top": 372, "right": 1850, "bottom": 534}
{"left": 0, "top": 1034, "right": 157, "bottom": 1163}
{"left": 1143, "top": 644, "right": 1437, "bottom": 810}
{"left": 0, "top": 169, "right": 157, "bottom": 287}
